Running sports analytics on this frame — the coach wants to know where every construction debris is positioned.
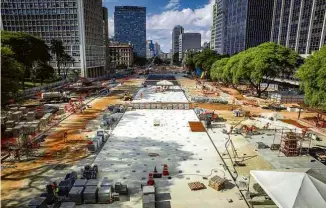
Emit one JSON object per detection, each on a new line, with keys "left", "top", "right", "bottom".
{"left": 208, "top": 175, "right": 227, "bottom": 191}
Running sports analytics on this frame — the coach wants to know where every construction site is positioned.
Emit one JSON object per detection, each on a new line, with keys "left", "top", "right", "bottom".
{"left": 1, "top": 69, "right": 326, "bottom": 208}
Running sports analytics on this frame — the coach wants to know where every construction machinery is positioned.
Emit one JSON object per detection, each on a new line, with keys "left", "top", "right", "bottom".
{"left": 41, "top": 91, "right": 70, "bottom": 103}
{"left": 123, "top": 92, "right": 132, "bottom": 101}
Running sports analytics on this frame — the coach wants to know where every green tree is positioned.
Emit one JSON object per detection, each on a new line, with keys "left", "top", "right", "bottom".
{"left": 34, "top": 61, "right": 55, "bottom": 85}
{"left": 296, "top": 45, "right": 326, "bottom": 109}
{"left": 1, "top": 47, "right": 24, "bottom": 105}
{"left": 1, "top": 31, "right": 51, "bottom": 89}
{"left": 185, "top": 51, "right": 198, "bottom": 71}
{"left": 133, "top": 53, "right": 147, "bottom": 66}
{"left": 61, "top": 53, "right": 75, "bottom": 79}
{"left": 172, "top": 52, "right": 180, "bottom": 65}
{"left": 210, "top": 57, "right": 230, "bottom": 83}
{"left": 232, "top": 42, "right": 300, "bottom": 97}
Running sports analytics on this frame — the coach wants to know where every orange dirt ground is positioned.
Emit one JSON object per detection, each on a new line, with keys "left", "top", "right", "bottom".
{"left": 1, "top": 78, "right": 143, "bottom": 204}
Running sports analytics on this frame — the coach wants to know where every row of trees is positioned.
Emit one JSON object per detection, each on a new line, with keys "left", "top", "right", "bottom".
{"left": 185, "top": 49, "right": 228, "bottom": 77}
{"left": 1, "top": 31, "right": 74, "bottom": 106}
{"left": 210, "top": 42, "right": 301, "bottom": 97}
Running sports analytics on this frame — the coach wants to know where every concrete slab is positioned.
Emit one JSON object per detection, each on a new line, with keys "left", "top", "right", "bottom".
{"left": 92, "top": 110, "right": 247, "bottom": 208}
{"left": 132, "top": 87, "right": 188, "bottom": 103}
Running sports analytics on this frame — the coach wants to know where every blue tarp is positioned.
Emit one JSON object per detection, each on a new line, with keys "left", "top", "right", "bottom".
{"left": 195, "top": 68, "right": 202, "bottom": 77}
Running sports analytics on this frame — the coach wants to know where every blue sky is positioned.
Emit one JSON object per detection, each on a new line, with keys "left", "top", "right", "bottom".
{"left": 103, "top": 0, "right": 214, "bottom": 52}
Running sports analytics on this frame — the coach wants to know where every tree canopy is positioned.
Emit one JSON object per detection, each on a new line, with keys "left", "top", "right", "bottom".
{"left": 1, "top": 31, "right": 52, "bottom": 89}
{"left": 50, "top": 39, "right": 73, "bottom": 78}
{"left": 1, "top": 47, "right": 24, "bottom": 105}
{"left": 210, "top": 42, "right": 300, "bottom": 97}
{"left": 296, "top": 45, "right": 326, "bottom": 110}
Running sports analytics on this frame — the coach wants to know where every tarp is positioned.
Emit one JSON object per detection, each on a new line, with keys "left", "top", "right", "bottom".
{"left": 156, "top": 80, "right": 174, "bottom": 86}
{"left": 195, "top": 68, "right": 202, "bottom": 77}
{"left": 250, "top": 169, "right": 326, "bottom": 208}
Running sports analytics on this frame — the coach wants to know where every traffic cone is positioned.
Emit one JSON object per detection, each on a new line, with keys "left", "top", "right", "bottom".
{"left": 147, "top": 173, "right": 155, "bottom": 185}
{"left": 162, "top": 164, "right": 169, "bottom": 176}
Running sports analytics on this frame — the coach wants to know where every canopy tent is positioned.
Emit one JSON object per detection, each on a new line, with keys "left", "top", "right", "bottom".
{"left": 250, "top": 169, "right": 326, "bottom": 208}
{"left": 156, "top": 80, "right": 174, "bottom": 86}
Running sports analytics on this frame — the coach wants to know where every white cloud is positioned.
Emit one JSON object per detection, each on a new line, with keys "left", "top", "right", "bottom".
{"left": 108, "top": 1, "right": 213, "bottom": 52}
{"left": 165, "top": 0, "right": 180, "bottom": 10}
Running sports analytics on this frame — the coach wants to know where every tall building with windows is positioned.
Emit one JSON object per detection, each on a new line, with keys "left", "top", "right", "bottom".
{"left": 146, "top": 40, "right": 155, "bottom": 58}
{"left": 1, "top": 0, "right": 107, "bottom": 78}
{"left": 172, "top": 25, "right": 184, "bottom": 56}
{"left": 179, "top": 33, "right": 201, "bottom": 61}
{"left": 210, "top": 1, "right": 218, "bottom": 50}
{"left": 212, "top": 0, "right": 274, "bottom": 55}
{"left": 271, "top": 0, "right": 326, "bottom": 56}
{"left": 108, "top": 42, "right": 133, "bottom": 68}
{"left": 114, "top": 6, "right": 146, "bottom": 57}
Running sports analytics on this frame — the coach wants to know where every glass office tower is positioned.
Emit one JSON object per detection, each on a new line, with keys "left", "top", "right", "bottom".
{"left": 1, "top": 0, "right": 107, "bottom": 78}
{"left": 114, "top": 6, "right": 146, "bottom": 57}
{"left": 212, "top": 0, "right": 274, "bottom": 55}
{"left": 271, "top": 0, "right": 326, "bottom": 56}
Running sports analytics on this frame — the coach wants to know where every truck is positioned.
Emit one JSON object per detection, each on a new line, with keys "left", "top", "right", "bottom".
{"left": 41, "top": 92, "right": 70, "bottom": 103}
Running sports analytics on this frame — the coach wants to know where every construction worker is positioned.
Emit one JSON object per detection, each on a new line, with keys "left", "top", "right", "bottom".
{"left": 140, "top": 92, "right": 144, "bottom": 99}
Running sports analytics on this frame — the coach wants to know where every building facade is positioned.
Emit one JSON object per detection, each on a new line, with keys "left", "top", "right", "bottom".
{"left": 271, "top": 0, "right": 326, "bottom": 56}
{"left": 146, "top": 40, "right": 155, "bottom": 58}
{"left": 172, "top": 25, "right": 184, "bottom": 56}
{"left": 114, "top": 6, "right": 146, "bottom": 57}
{"left": 1, "top": 0, "right": 107, "bottom": 78}
{"left": 108, "top": 42, "right": 133, "bottom": 68}
{"left": 179, "top": 33, "right": 201, "bottom": 61}
{"left": 103, "top": 7, "right": 112, "bottom": 74}
{"left": 210, "top": 1, "right": 218, "bottom": 50}
{"left": 212, "top": 0, "right": 274, "bottom": 55}
{"left": 154, "top": 42, "right": 160, "bottom": 56}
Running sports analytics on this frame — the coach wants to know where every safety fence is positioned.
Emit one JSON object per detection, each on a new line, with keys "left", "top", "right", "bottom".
{"left": 129, "top": 102, "right": 192, "bottom": 110}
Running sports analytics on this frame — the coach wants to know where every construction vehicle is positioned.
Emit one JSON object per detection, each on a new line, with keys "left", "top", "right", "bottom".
{"left": 123, "top": 92, "right": 132, "bottom": 101}
{"left": 41, "top": 91, "right": 70, "bottom": 103}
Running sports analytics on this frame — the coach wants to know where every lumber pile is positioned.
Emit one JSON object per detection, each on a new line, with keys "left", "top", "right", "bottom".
{"left": 188, "top": 182, "right": 206, "bottom": 191}
{"left": 208, "top": 175, "right": 226, "bottom": 191}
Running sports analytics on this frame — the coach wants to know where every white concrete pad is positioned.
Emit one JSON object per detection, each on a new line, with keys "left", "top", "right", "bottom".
{"left": 93, "top": 110, "right": 247, "bottom": 208}
{"left": 132, "top": 86, "right": 188, "bottom": 103}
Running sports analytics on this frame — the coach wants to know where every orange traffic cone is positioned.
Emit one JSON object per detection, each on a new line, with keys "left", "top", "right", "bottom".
{"left": 147, "top": 173, "right": 155, "bottom": 185}
{"left": 162, "top": 164, "right": 169, "bottom": 176}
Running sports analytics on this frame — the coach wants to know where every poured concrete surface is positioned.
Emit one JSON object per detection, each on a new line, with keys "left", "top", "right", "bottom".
{"left": 132, "top": 87, "right": 189, "bottom": 103}
{"left": 92, "top": 110, "right": 247, "bottom": 208}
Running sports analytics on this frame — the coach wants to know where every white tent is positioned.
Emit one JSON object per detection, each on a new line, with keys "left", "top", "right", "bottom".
{"left": 250, "top": 169, "right": 326, "bottom": 208}
{"left": 156, "top": 80, "right": 174, "bottom": 86}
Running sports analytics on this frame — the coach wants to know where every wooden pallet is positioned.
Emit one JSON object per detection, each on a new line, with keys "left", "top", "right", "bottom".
{"left": 188, "top": 182, "right": 206, "bottom": 191}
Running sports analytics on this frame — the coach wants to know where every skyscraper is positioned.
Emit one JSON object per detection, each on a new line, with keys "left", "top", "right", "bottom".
{"left": 210, "top": 1, "right": 218, "bottom": 51}
{"left": 212, "top": 0, "right": 274, "bottom": 55}
{"left": 154, "top": 42, "right": 160, "bottom": 56}
{"left": 179, "top": 33, "right": 201, "bottom": 61}
{"left": 146, "top": 40, "right": 155, "bottom": 58}
{"left": 1, "top": 0, "right": 107, "bottom": 78}
{"left": 271, "top": 0, "right": 326, "bottom": 56}
{"left": 114, "top": 6, "right": 146, "bottom": 57}
{"left": 172, "top": 25, "right": 184, "bottom": 56}
{"left": 103, "top": 7, "right": 111, "bottom": 74}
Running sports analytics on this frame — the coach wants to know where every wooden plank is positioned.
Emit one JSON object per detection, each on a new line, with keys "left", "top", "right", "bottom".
{"left": 189, "top": 121, "right": 206, "bottom": 132}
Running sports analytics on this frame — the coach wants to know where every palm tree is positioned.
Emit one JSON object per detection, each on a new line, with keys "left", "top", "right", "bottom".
{"left": 50, "top": 39, "right": 65, "bottom": 77}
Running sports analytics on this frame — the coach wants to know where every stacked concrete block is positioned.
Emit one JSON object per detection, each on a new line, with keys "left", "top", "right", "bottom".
{"left": 60, "top": 202, "right": 76, "bottom": 208}
{"left": 19, "top": 107, "right": 28, "bottom": 114}
{"left": 7, "top": 111, "right": 13, "bottom": 120}
{"left": 142, "top": 186, "right": 155, "bottom": 208}
{"left": 23, "top": 123, "right": 31, "bottom": 134}
{"left": 98, "top": 186, "right": 112, "bottom": 204}
{"left": 69, "top": 186, "right": 85, "bottom": 205}
{"left": 83, "top": 186, "right": 98, "bottom": 204}
{"left": 27, "top": 111, "right": 35, "bottom": 121}
{"left": 28, "top": 197, "right": 47, "bottom": 208}
{"left": 1, "top": 116, "right": 7, "bottom": 125}
{"left": 5, "top": 120, "right": 15, "bottom": 128}
{"left": 12, "top": 111, "right": 22, "bottom": 122}
{"left": 10, "top": 107, "right": 18, "bottom": 112}
{"left": 12, "top": 125, "right": 23, "bottom": 137}
{"left": 31, "top": 120, "right": 41, "bottom": 131}
{"left": 86, "top": 179, "right": 99, "bottom": 187}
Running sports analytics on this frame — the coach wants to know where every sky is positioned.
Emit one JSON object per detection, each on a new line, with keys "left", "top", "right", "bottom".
{"left": 103, "top": 0, "right": 214, "bottom": 53}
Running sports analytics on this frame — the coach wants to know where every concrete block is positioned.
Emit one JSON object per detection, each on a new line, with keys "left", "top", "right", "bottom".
{"left": 5, "top": 120, "right": 15, "bottom": 128}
